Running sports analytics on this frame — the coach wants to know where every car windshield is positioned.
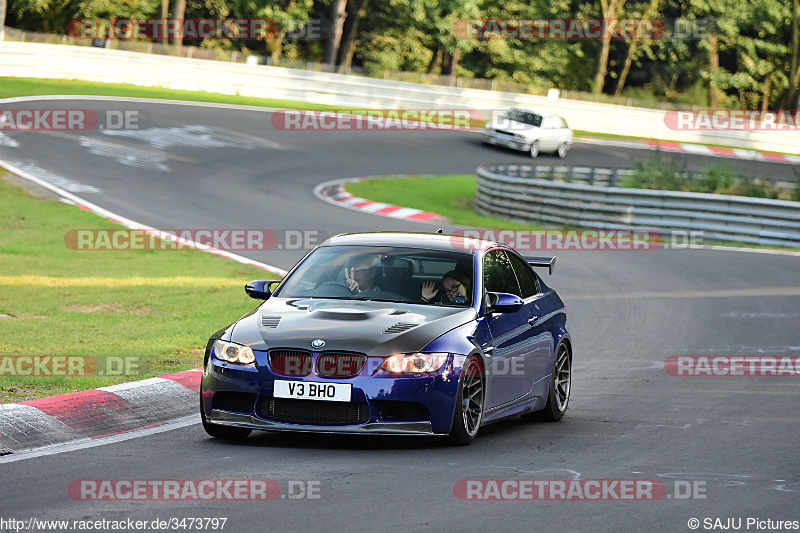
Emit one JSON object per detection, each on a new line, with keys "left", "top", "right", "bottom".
{"left": 275, "top": 245, "right": 474, "bottom": 306}
{"left": 507, "top": 110, "right": 542, "bottom": 127}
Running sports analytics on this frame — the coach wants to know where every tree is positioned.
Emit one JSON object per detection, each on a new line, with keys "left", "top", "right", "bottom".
{"left": 614, "top": 0, "right": 661, "bottom": 96}
{"left": 160, "top": 0, "right": 168, "bottom": 46}
{"left": 594, "top": 0, "right": 627, "bottom": 94}
{"left": 780, "top": 0, "right": 800, "bottom": 109}
{"left": 336, "top": 0, "right": 370, "bottom": 72}
{"left": 325, "top": 0, "right": 347, "bottom": 66}
{"left": 1, "top": 0, "right": 7, "bottom": 41}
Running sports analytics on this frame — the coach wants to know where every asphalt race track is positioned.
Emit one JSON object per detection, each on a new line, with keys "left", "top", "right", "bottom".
{"left": 1, "top": 98, "right": 799, "bottom": 532}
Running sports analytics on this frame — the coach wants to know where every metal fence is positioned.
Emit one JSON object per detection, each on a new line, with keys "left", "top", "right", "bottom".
{"left": 475, "top": 164, "right": 800, "bottom": 247}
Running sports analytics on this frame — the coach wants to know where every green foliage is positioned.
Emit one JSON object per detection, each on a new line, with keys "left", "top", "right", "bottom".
{"left": 625, "top": 151, "right": 792, "bottom": 199}
{"left": 675, "top": 80, "right": 710, "bottom": 107}
{"left": 6, "top": 0, "right": 799, "bottom": 108}
{"left": 624, "top": 150, "right": 688, "bottom": 190}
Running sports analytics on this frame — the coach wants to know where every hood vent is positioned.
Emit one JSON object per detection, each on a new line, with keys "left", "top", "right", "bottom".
{"left": 261, "top": 315, "right": 282, "bottom": 328}
{"left": 382, "top": 322, "right": 419, "bottom": 334}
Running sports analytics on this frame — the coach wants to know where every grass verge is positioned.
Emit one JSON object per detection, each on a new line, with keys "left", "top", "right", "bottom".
{"left": 0, "top": 77, "right": 355, "bottom": 111}
{"left": 0, "top": 174, "right": 278, "bottom": 402}
{"left": 345, "top": 175, "right": 539, "bottom": 229}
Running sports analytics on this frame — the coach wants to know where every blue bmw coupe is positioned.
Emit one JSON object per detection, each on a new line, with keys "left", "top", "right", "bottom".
{"left": 200, "top": 232, "right": 571, "bottom": 445}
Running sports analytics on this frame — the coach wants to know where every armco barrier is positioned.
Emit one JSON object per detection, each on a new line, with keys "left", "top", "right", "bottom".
{"left": 475, "top": 164, "right": 800, "bottom": 247}
{"left": 2, "top": 41, "right": 800, "bottom": 154}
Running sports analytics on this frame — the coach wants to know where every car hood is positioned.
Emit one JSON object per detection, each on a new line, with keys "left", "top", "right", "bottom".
{"left": 487, "top": 118, "right": 539, "bottom": 134}
{"left": 229, "top": 298, "right": 477, "bottom": 355}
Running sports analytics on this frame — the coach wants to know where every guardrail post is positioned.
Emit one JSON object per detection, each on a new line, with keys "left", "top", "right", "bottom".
{"left": 610, "top": 169, "right": 619, "bottom": 187}
{"left": 589, "top": 167, "right": 596, "bottom": 185}
{"left": 567, "top": 167, "right": 574, "bottom": 183}
{"left": 530, "top": 166, "right": 537, "bottom": 179}
{"left": 550, "top": 166, "right": 556, "bottom": 181}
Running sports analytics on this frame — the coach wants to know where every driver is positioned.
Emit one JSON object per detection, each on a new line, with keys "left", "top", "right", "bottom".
{"left": 345, "top": 254, "right": 382, "bottom": 295}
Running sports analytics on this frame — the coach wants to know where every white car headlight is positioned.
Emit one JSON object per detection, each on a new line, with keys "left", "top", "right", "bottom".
{"left": 213, "top": 340, "right": 256, "bottom": 364}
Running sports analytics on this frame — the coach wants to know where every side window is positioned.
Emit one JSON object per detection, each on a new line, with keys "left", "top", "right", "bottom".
{"left": 483, "top": 250, "right": 521, "bottom": 296}
{"left": 508, "top": 253, "right": 540, "bottom": 299}
{"left": 561, "top": 117, "right": 569, "bottom": 129}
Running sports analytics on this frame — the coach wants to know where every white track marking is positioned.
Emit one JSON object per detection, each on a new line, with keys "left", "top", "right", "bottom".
{"left": 0, "top": 415, "right": 200, "bottom": 464}
{"left": 0, "top": 159, "right": 288, "bottom": 275}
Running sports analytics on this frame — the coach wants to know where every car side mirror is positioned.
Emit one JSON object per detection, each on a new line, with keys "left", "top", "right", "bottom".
{"left": 245, "top": 280, "right": 280, "bottom": 300}
{"left": 486, "top": 292, "right": 524, "bottom": 314}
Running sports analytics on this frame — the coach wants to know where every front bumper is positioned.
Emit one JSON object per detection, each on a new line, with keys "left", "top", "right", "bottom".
{"left": 208, "top": 410, "right": 442, "bottom": 436}
{"left": 482, "top": 131, "right": 528, "bottom": 151}
{"left": 201, "top": 351, "right": 465, "bottom": 436}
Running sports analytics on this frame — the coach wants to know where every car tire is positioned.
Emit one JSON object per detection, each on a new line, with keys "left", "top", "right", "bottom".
{"left": 200, "top": 392, "right": 253, "bottom": 440}
{"left": 448, "top": 355, "right": 484, "bottom": 445}
{"left": 557, "top": 143, "right": 568, "bottom": 158}
{"left": 521, "top": 342, "right": 571, "bottom": 422}
{"left": 529, "top": 140, "right": 540, "bottom": 158}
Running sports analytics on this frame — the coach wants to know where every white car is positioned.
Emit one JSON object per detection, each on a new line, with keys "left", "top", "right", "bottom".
{"left": 482, "top": 108, "right": 573, "bottom": 158}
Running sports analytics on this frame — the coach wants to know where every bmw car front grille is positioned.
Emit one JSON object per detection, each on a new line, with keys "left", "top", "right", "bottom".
{"left": 315, "top": 353, "right": 366, "bottom": 377}
{"left": 268, "top": 350, "right": 313, "bottom": 376}
{"left": 267, "top": 350, "right": 366, "bottom": 378}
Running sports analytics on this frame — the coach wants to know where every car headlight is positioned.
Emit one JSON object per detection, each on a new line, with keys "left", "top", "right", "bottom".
{"left": 213, "top": 340, "right": 255, "bottom": 365}
{"left": 380, "top": 353, "right": 449, "bottom": 374}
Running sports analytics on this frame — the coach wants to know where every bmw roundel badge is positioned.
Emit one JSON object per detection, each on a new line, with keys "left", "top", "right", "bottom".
{"left": 311, "top": 339, "right": 325, "bottom": 348}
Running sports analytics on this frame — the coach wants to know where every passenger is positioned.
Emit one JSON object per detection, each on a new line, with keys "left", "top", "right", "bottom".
{"left": 421, "top": 270, "right": 471, "bottom": 305}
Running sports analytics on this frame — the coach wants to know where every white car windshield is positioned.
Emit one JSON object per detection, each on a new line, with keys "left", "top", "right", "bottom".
{"left": 507, "top": 110, "right": 543, "bottom": 127}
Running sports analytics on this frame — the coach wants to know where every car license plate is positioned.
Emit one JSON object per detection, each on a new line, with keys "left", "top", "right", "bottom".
{"left": 273, "top": 380, "right": 351, "bottom": 402}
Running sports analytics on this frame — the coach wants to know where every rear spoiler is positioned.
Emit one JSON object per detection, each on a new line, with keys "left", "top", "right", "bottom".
{"left": 526, "top": 256, "right": 556, "bottom": 275}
